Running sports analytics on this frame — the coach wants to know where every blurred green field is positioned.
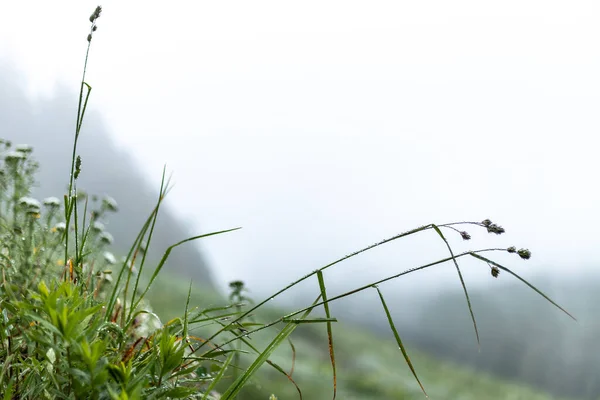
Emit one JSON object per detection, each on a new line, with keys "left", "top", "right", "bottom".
{"left": 147, "top": 276, "right": 576, "bottom": 400}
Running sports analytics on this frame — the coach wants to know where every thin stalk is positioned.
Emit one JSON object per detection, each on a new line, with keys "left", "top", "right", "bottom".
{"left": 64, "top": 30, "right": 94, "bottom": 266}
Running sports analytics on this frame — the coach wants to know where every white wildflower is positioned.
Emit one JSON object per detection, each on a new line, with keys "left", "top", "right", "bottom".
{"left": 15, "top": 144, "right": 33, "bottom": 153}
{"left": 92, "top": 221, "right": 105, "bottom": 232}
{"left": 100, "top": 270, "right": 113, "bottom": 283}
{"left": 102, "top": 196, "right": 118, "bottom": 212}
{"left": 43, "top": 197, "right": 61, "bottom": 207}
{"left": 5, "top": 151, "right": 26, "bottom": 161}
{"left": 103, "top": 251, "right": 116, "bottom": 265}
{"left": 99, "top": 231, "right": 114, "bottom": 244}
{"left": 19, "top": 197, "right": 41, "bottom": 212}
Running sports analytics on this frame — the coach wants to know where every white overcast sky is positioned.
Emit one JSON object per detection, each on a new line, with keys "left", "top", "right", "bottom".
{"left": 1, "top": 1, "right": 599, "bottom": 295}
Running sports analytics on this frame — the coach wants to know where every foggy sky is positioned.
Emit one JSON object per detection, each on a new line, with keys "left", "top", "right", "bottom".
{"left": 2, "top": 1, "right": 600, "bottom": 297}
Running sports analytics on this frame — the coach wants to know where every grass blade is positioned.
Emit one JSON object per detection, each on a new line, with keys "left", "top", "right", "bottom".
{"left": 209, "top": 314, "right": 303, "bottom": 397}
{"left": 128, "top": 168, "right": 171, "bottom": 321}
{"left": 105, "top": 202, "right": 157, "bottom": 322}
{"left": 266, "top": 359, "right": 303, "bottom": 400}
{"left": 432, "top": 224, "right": 480, "bottom": 350}
{"left": 469, "top": 253, "right": 577, "bottom": 321}
{"left": 317, "top": 270, "right": 337, "bottom": 399}
{"left": 183, "top": 280, "right": 193, "bottom": 339}
{"left": 267, "top": 356, "right": 302, "bottom": 400}
{"left": 281, "top": 318, "right": 338, "bottom": 324}
{"left": 201, "top": 351, "right": 236, "bottom": 400}
{"left": 131, "top": 227, "right": 241, "bottom": 313}
{"left": 220, "top": 296, "right": 320, "bottom": 400}
{"left": 374, "top": 285, "right": 428, "bottom": 399}
{"left": 287, "top": 337, "right": 297, "bottom": 376}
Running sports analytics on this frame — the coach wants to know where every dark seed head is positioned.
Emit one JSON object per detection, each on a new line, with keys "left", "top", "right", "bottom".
{"left": 491, "top": 266, "right": 500, "bottom": 278}
{"left": 230, "top": 280, "right": 244, "bottom": 288}
{"left": 89, "top": 6, "right": 102, "bottom": 23}
{"left": 487, "top": 224, "right": 505, "bottom": 235}
{"left": 74, "top": 156, "right": 82, "bottom": 179}
{"left": 517, "top": 248, "right": 532, "bottom": 260}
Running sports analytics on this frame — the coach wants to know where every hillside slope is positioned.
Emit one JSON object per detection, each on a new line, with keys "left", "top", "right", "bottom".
{"left": 0, "top": 63, "right": 215, "bottom": 288}
{"left": 147, "top": 276, "right": 578, "bottom": 400}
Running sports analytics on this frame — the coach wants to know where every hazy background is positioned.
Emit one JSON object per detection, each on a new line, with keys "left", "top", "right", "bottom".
{"left": 2, "top": 2, "right": 600, "bottom": 398}
{"left": 2, "top": 1, "right": 599, "bottom": 294}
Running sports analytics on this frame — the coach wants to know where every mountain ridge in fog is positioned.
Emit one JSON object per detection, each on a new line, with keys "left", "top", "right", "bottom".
{"left": 0, "top": 62, "right": 216, "bottom": 289}
{"left": 334, "top": 269, "right": 596, "bottom": 400}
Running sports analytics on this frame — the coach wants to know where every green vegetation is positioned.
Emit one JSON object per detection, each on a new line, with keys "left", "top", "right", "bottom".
{"left": 148, "top": 277, "right": 579, "bottom": 399}
{"left": 0, "top": 6, "right": 576, "bottom": 399}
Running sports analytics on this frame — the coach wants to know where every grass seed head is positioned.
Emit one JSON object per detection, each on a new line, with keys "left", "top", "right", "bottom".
{"left": 89, "top": 6, "right": 102, "bottom": 23}
{"left": 74, "top": 155, "right": 82, "bottom": 179}
{"left": 487, "top": 223, "right": 505, "bottom": 235}
{"left": 491, "top": 266, "right": 500, "bottom": 278}
{"left": 517, "top": 248, "right": 532, "bottom": 260}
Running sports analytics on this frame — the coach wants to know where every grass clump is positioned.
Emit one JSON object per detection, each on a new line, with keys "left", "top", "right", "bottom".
{"left": 0, "top": 6, "right": 575, "bottom": 399}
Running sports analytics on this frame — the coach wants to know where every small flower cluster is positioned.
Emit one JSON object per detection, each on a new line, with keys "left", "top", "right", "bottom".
{"left": 18, "top": 197, "right": 41, "bottom": 218}
{"left": 6, "top": 143, "right": 31, "bottom": 161}
{"left": 102, "top": 196, "right": 118, "bottom": 212}
{"left": 43, "top": 197, "right": 61, "bottom": 208}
